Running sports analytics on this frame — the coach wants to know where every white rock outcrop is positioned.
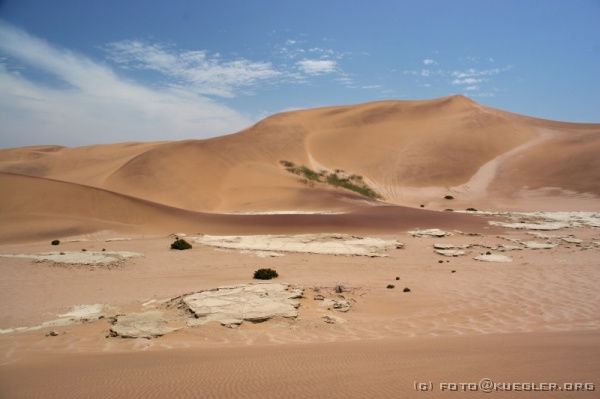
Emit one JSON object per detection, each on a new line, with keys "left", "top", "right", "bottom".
{"left": 522, "top": 241, "right": 557, "bottom": 250}
{"left": 0, "top": 251, "right": 141, "bottom": 265}
{"left": 110, "top": 311, "right": 179, "bottom": 338}
{"left": 180, "top": 283, "right": 303, "bottom": 327}
{"left": 194, "top": 234, "right": 401, "bottom": 257}
{"left": 408, "top": 229, "right": 451, "bottom": 237}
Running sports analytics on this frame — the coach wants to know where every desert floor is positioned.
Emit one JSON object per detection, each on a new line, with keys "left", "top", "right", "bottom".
{"left": 0, "top": 217, "right": 599, "bottom": 398}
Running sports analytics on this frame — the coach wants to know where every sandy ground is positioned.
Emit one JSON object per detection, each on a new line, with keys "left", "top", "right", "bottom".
{"left": 1, "top": 97, "right": 599, "bottom": 397}
{"left": 0, "top": 220, "right": 598, "bottom": 398}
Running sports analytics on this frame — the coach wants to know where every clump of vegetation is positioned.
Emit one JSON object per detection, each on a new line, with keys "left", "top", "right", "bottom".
{"left": 279, "top": 160, "right": 381, "bottom": 199}
{"left": 386, "top": 284, "right": 395, "bottom": 289}
{"left": 51, "top": 239, "right": 60, "bottom": 246}
{"left": 403, "top": 287, "right": 411, "bottom": 293}
{"left": 444, "top": 195, "right": 454, "bottom": 200}
{"left": 395, "top": 276, "right": 400, "bottom": 281}
{"left": 171, "top": 239, "right": 192, "bottom": 250}
{"left": 253, "top": 268, "right": 279, "bottom": 280}
{"left": 466, "top": 207, "right": 477, "bottom": 212}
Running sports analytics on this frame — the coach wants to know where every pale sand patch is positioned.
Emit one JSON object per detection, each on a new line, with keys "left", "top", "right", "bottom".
{"left": 194, "top": 234, "right": 402, "bottom": 257}
{"left": 0, "top": 251, "right": 141, "bottom": 265}
{"left": 0, "top": 304, "right": 108, "bottom": 335}
{"left": 473, "top": 253, "right": 512, "bottom": 262}
{"left": 240, "top": 250, "right": 284, "bottom": 258}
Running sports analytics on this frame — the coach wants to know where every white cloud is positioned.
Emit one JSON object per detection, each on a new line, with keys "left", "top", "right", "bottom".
{"left": 296, "top": 59, "right": 337, "bottom": 75}
{"left": 0, "top": 21, "right": 253, "bottom": 147}
{"left": 422, "top": 58, "right": 436, "bottom": 65}
{"left": 361, "top": 84, "right": 382, "bottom": 89}
{"left": 464, "top": 85, "right": 480, "bottom": 91}
{"left": 451, "top": 67, "right": 508, "bottom": 79}
{"left": 106, "top": 40, "right": 280, "bottom": 98}
{"left": 451, "top": 77, "right": 484, "bottom": 85}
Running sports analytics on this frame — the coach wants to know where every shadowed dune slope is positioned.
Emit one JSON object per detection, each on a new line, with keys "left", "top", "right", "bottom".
{"left": 0, "top": 172, "right": 492, "bottom": 242}
{"left": 0, "top": 95, "right": 598, "bottom": 217}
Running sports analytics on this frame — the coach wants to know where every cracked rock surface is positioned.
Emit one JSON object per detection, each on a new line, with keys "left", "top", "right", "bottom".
{"left": 178, "top": 283, "right": 304, "bottom": 327}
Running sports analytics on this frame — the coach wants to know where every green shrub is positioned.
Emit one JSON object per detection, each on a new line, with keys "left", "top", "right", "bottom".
{"left": 51, "top": 239, "right": 60, "bottom": 246}
{"left": 386, "top": 284, "right": 395, "bottom": 289}
{"left": 280, "top": 161, "right": 381, "bottom": 199}
{"left": 171, "top": 239, "right": 192, "bottom": 250}
{"left": 279, "top": 160, "right": 294, "bottom": 168}
{"left": 444, "top": 195, "right": 454, "bottom": 200}
{"left": 403, "top": 287, "right": 411, "bottom": 293}
{"left": 253, "top": 268, "right": 279, "bottom": 280}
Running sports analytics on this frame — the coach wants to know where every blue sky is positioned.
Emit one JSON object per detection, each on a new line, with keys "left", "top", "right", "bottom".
{"left": 0, "top": 0, "right": 599, "bottom": 147}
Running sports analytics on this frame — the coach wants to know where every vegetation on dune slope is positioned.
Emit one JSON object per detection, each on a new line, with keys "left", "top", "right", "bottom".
{"left": 279, "top": 160, "right": 381, "bottom": 199}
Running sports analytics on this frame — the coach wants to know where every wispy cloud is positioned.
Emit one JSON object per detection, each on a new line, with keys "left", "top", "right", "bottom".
{"left": 402, "top": 59, "right": 511, "bottom": 95}
{"left": 0, "top": 21, "right": 252, "bottom": 146}
{"left": 451, "top": 77, "right": 485, "bottom": 85}
{"left": 296, "top": 59, "right": 337, "bottom": 75}
{"left": 105, "top": 40, "right": 280, "bottom": 98}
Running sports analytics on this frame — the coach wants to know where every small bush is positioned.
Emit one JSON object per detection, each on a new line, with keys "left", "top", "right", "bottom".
{"left": 444, "top": 195, "right": 454, "bottom": 200}
{"left": 171, "top": 239, "right": 192, "bottom": 250}
{"left": 466, "top": 207, "right": 477, "bottom": 212}
{"left": 279, "top": 160, "right": 294, "bottom": 168}
{"left": 395, "top": 276, "right": 400, "bottom": 281}
{"left": 386, "top": 284, "right": 395, "bottom": 289}
{"left": 403, "top": 287, "right": 411, "bottom": 293}
{"left": 51, "top": 239, "right": 60, "bottom": 246}
{"left": 253, "top": 268, "right": 278, "bottom": 280}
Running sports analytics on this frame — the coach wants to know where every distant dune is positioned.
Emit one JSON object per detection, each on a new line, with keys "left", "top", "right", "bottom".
{"left": 1, "top": 95, "right": 598, "bottom": 240}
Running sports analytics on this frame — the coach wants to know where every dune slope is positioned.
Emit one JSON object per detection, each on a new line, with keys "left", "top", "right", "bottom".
{"left": 0, "top": 95, "right": 598, "bottom": 237}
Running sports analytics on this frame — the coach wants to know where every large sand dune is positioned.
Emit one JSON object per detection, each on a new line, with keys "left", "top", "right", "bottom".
{"left": 1, "top": 95, "right": 599, "bottom": 238}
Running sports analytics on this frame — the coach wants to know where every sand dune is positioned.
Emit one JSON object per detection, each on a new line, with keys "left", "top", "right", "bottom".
{"left": 1, "top": 96, "right": 598, "bottom": 225}
{"left": 1, "top": 95, "right": 599, "bottom": 398}
{"left": 0, "top": 172, "right": 491, "bottom": 242}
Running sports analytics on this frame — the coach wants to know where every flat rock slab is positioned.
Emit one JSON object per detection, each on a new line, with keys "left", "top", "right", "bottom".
{"left": 180, "top": 283, "right": 303, "bottom": 327}
{"left": 489, "top": 221, "right": 569, "bottom": 231}
{"left": 497, "top": 244, "right": 522, "bottom": 252}
{"left": 110, "top": 311, "right": 178, "bottom": 338}
{"left": 561, "top": 237, "right": 583, "bottom": 244}
{"left": 409, "top": 229, "right": 451, "bottom": 237}
{"left": 194, "top": 234, "right": 401, "bottom": 257}
{"left": 474, "top": 254, "right": 512, "bottom": 263}
{"left": 435, "top": 249, "right": 466, "bottom": 257}
{"left": 522, "top": 241, "right": 557, "bottom": 250}
{"left": 0, "top": 251, "right": 141, "bottom": 265}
